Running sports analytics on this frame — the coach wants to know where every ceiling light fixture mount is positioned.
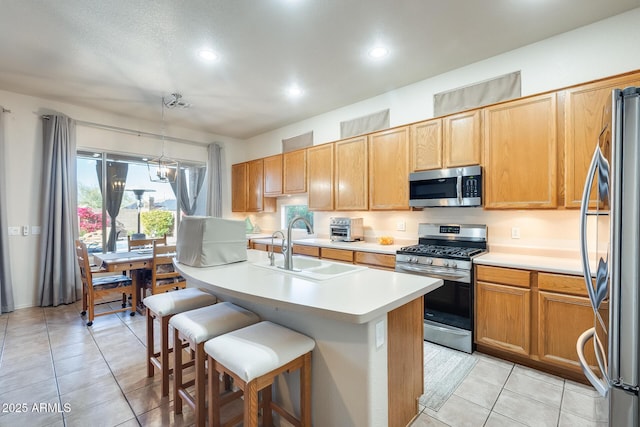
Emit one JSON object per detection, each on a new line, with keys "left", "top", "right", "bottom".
{"left": 163, "top": 92, "right": 191, "bottom": 109}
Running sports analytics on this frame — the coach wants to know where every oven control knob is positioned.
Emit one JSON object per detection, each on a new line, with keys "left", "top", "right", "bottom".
{"left": 425, "top": 258, "right": 433, "bottom": 265}
{"left": 442, "top": 260, "right": 449, "bottom": 267}
{"left": 410, "top": 256, "right": 418, "bottom": 263}
{"left": 449, "top": 261, "right": 457, "bottom": 268}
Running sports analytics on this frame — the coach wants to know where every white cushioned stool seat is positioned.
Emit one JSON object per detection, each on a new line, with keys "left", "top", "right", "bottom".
{"left": 205, "top": 320, "right": 316, "bottom": 382}
{"left": 171, "top": 301, "right": 260, "bottom": 426}
{"left": 169, "top": 301, "right": 260, "bottom": 344}
{"left": 143, "top": 287, "right": 218, "bottom": 398}
{"left": 143, "top": 287, "right": 217, "bottom": 317}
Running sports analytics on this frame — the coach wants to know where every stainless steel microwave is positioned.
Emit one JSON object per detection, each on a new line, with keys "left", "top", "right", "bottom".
{"left": 409, "top": 165, "right": 482, "bottom": 207}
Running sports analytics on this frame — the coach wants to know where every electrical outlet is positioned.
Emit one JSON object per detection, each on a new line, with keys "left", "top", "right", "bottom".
{"left": 511, "top": 227, "right": 521, "bottom": 239}
{"left": 396, "top": 221, "right": 406, "bottom": 231}
{"left": 22, "top": 225, "right": 29, "bottom": 236}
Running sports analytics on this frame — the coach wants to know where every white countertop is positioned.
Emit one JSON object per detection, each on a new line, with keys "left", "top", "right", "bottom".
{"left": 250, "top": 236, "right": 404, "bottom": 255}
{"left": 175, "top": 249, "right": 442, "bottom": 324}
{"left": 474, "top": 252, "right": 591, "bottom": 276}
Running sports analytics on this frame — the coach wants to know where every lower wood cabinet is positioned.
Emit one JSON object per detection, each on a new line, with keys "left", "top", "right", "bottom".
{"left": 292, "top": 244, "right": 320, "bottom": 257}
{"left": 475, "top": 264, "right": 601, "bottom": 382}
{"left": 320, "top": 247, "right": 354, "bottom": 263}
{"left": 475, "top": 281, "right": 531, "bottom": 356}
{"left": 354, "top": 251, "right": 395, "bottom": 270}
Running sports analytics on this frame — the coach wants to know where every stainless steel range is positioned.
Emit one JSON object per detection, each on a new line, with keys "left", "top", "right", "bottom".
{"left": 395, "top": 223, "right": 487, "bottom": 353}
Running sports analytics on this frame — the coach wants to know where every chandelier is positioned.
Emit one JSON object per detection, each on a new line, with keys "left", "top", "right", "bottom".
{"left": 147, "top": 94, "right": 179, "bottom": 183}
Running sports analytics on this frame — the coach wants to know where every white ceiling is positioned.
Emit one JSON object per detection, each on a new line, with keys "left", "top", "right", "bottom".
{"left": 0, "top": 0, "right": 638, "bottom": 140}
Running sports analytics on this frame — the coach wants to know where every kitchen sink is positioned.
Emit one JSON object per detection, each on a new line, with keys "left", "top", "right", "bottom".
{"left": 252, "top": 256, "right": 367, "bottom": 280}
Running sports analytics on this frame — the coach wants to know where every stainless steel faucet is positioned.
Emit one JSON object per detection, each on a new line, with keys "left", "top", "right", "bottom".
{"left": 269, "top": 231, "right": 285, "bottom": 266}
{"left": 284, "top": 215, "right": 314, "bottom": 270}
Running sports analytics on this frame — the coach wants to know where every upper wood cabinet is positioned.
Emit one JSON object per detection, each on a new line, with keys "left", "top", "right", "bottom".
{"left": 369, "top": 127, "right": 410, "bottom": 210}
{"left": 335, "top": 136, "right": 368, "bottom": 211}
{"left": 231, "top": 162, "right": 247, "bottom": 212}
{"left": 411, "top": 119, "right": 443, "bottom": 171}
{"left": 483, "top": 93, "right": 558, "bottom": 209}
{"left": 307, "top": 143, "right": 334, "bottom": 211}
{"left": 263, "top": 154, "right": 283, "bottom": 197}
{"left": 283, "top": 149, "right": 307, "bottom": 194}
{"left": 443, "top": 110, "right": 482, "bottom": 168}
{"left": 564, "top": 72, "right": 640, "bottom": 208}
{"left": 231, "top": 159, "right": 275, "bottom": 213}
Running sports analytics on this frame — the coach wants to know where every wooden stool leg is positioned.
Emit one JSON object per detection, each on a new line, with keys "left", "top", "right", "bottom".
{"left": 160, "top": 316, "right": 170, "bottom": 396}
{"left": 262, "top": 384, "right": 273, "bottom": 427}
{"left": 173, "top": 328, "right": 183, "bottom": 414}
{"left": 208, "top": 356, "right": 220, "bottom": 427}
{"left": 146, "top": 309, "right": 155, "bottom": 377}
{"left": 301, "top": 352, "right": 312, "bottom": 426}
{"left": 245, "top": 380, "right": 260, "bottom": 427}
{"left": 195, "top": 343, "right": 206, "bottom": 427}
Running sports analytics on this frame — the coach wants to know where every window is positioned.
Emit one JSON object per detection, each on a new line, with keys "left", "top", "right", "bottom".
{"left": 77, "top": 151, "right": 206, "bottom": 253}
{"left": 282, "top": 205, "right": 313, "bottom": 230}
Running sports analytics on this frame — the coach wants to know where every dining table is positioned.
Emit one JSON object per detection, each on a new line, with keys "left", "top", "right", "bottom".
{"left": 92, "top": 250, "right": 154, "bottom": 314}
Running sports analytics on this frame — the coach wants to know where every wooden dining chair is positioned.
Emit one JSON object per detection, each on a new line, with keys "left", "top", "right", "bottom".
{"left": 75, "top": 240, "right": 137, "bottom": 326}
{"left": 150, "top": 242, "right": 186, "bottom": 295}
{"left": 127, "top": 234, "right": 167, "bottom": 252}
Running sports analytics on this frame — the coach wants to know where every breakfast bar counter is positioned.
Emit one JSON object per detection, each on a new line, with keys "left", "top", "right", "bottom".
{"left": 175, "top": 249, "right": 442, "bottom": 427}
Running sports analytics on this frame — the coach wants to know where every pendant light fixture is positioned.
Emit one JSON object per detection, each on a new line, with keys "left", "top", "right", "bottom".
{"left": 147, "top": 94, "right": 179, "bottom": 183}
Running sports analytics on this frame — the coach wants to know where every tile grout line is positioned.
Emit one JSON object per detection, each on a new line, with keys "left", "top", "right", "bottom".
{"left": 43, "top": 306, "right": 71, "bottom": 427}
{"left": 85, "top": 305, "right": 143, "bottom": 426}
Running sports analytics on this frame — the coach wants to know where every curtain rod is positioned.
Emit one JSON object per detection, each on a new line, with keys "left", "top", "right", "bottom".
{"left": 41, "top": 115, "right": 208, "bottom": 147}
{"left": 1, "top": 108, "right": 10, "bottom": 113}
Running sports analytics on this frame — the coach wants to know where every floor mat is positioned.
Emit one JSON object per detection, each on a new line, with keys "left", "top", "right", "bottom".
{"left": 420, "top": 341, "right": 478, "bottom": 411}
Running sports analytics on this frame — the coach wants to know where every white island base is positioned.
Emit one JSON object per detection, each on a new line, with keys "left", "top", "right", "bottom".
{"left": 175, "top": 250, "right": 442, "bottom": 427}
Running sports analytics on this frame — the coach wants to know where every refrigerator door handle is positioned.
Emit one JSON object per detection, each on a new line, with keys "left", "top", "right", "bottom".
{"left": 576, "top": 327, "right": 609, "bottom": 397}
{"left": 579, "top": 147, "right": 602, "bottom": 311}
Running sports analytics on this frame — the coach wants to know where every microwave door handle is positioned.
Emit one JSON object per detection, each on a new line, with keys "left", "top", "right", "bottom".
{"left": 579, "top": 146, "right": 601, "bottom": 311}
{"left": 456, "top": 175, "right": 463, "bottom": 204}
{"left": 576, "top": 328, "right": 609, "bottom": 396}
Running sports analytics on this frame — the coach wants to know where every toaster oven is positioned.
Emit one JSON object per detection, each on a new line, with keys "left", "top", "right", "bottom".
{"left": 329, "top": 217, "right": 364, "bottom": 242}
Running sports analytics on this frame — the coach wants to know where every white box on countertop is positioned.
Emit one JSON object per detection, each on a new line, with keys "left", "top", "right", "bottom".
{"left": 176, "top": 216, "right": 247, "bottom": 267}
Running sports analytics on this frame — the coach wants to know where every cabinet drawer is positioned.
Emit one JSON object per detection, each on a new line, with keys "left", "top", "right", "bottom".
{"left": 476, "top": 265, "right": 531, "bottom": 288}
{"left": 538, "top": 272, "right": 589, "bottom": 297}
{"left": 321, "top": 247, "right": 354, "bottom": 262}
{"left": 355, "top": 252, "right": 395, "bottom": 269}
{"left": 252, "top": 243, "right": 268, "bottom": 251}
{"left": 293, "top": 245, "right": 320, "bottom": 257}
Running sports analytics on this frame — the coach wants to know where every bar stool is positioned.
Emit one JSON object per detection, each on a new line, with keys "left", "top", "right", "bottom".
{"left": 204, "top": 321, "right": 315, "bottom": 427}
{"left": 170, "top": 302, "right": 260, "bottom": 426}
{"left": 143, "top": 288, "right": 217, "bottom": 397}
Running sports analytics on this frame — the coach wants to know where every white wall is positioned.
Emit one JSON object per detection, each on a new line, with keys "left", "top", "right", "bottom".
{"left": 238, "top": 8, "right": 640, "bottom": 253}
{"left": 0, "top": 89, "right": 245, "bottom": 309}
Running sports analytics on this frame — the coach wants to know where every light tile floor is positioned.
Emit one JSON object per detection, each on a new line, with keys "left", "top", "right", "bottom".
{"left": 0, "top": 303, "right": 609, "bottom": 427}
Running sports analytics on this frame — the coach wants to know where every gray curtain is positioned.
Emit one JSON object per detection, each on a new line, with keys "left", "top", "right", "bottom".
{"left": 207, "top": 143, "right": 223, "bottom": 217}
{"left": 0, "top": 108, "right": 15, "bottom": 312}
{"left": 171, "top": 166, "right": 206, "bottom": 215}
{"left": 96, "top": 161, "right": 128, "bottom": 252}
{"left": 38, "top": 114, "right": 81, "bottom": 306}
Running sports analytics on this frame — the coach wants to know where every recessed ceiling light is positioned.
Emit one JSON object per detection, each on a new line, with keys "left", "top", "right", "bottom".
{"left": 368, "top": 46, "right": 389, "bottom": 59}
{"left": 286, "top": 84, "right": 304, "bottom": 98}
{"left": 198, "top": 49, "right": 219, "bottom": 62}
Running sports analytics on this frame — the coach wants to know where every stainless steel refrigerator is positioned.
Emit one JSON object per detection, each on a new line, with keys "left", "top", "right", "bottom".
{"left": 578, "top": 86, "right": 640, "bottom": 426}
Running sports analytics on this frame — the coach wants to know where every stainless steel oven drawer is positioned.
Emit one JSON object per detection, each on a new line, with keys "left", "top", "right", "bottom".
{"left": 424, "top": 319, "right": 472, "bottom": 354}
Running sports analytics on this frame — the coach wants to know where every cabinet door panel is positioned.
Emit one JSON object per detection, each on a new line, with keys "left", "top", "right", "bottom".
{"left": 564, "top": 73, "right": 640, "bottom": 207}
{"left": 476, "top": 281, "right": 531, "bottom": 356}
{"left": 369, "top": 127, "right": 410, "bottom": 210}
{"left": 443, "top": 110, "right": 482, "bottom": 168}
{"left": 538, "top": 291, "right": 604, "bottom": 372}
{"left": 231, "top": 163, "right": 247, "bottom": 212}
{"left": 307, "top": 143, "right": 334, "bottom": 210}
{"left": 484, "top": 93, "right": 557, "bottom": 208}
{"left": 335, "top": 136, "right": 368, "bottom": 210}
{"left": 284, "top": 149, "right": 307, "bottom": 194}
{"left": 263, "top": 154, "right": 283, "bottom": 196}
{"left": 411, "top": 119, "right": 443, "bottom": 171}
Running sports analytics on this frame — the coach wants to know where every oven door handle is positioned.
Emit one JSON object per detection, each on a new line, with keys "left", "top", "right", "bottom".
{"left": 456, "top": 174, "right": 463, "bottom": 204}
{"left": 395, "top": 264, "right": 469, "bottom": 281}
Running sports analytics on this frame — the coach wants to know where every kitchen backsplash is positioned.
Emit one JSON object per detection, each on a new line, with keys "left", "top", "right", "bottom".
{"left": 232, "top": 195, "right": 587, "bottom": 256}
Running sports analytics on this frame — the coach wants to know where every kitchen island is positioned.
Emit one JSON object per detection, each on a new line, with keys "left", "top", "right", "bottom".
{"left": 175, "top": 249, "right": 442, "bottom": 427}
